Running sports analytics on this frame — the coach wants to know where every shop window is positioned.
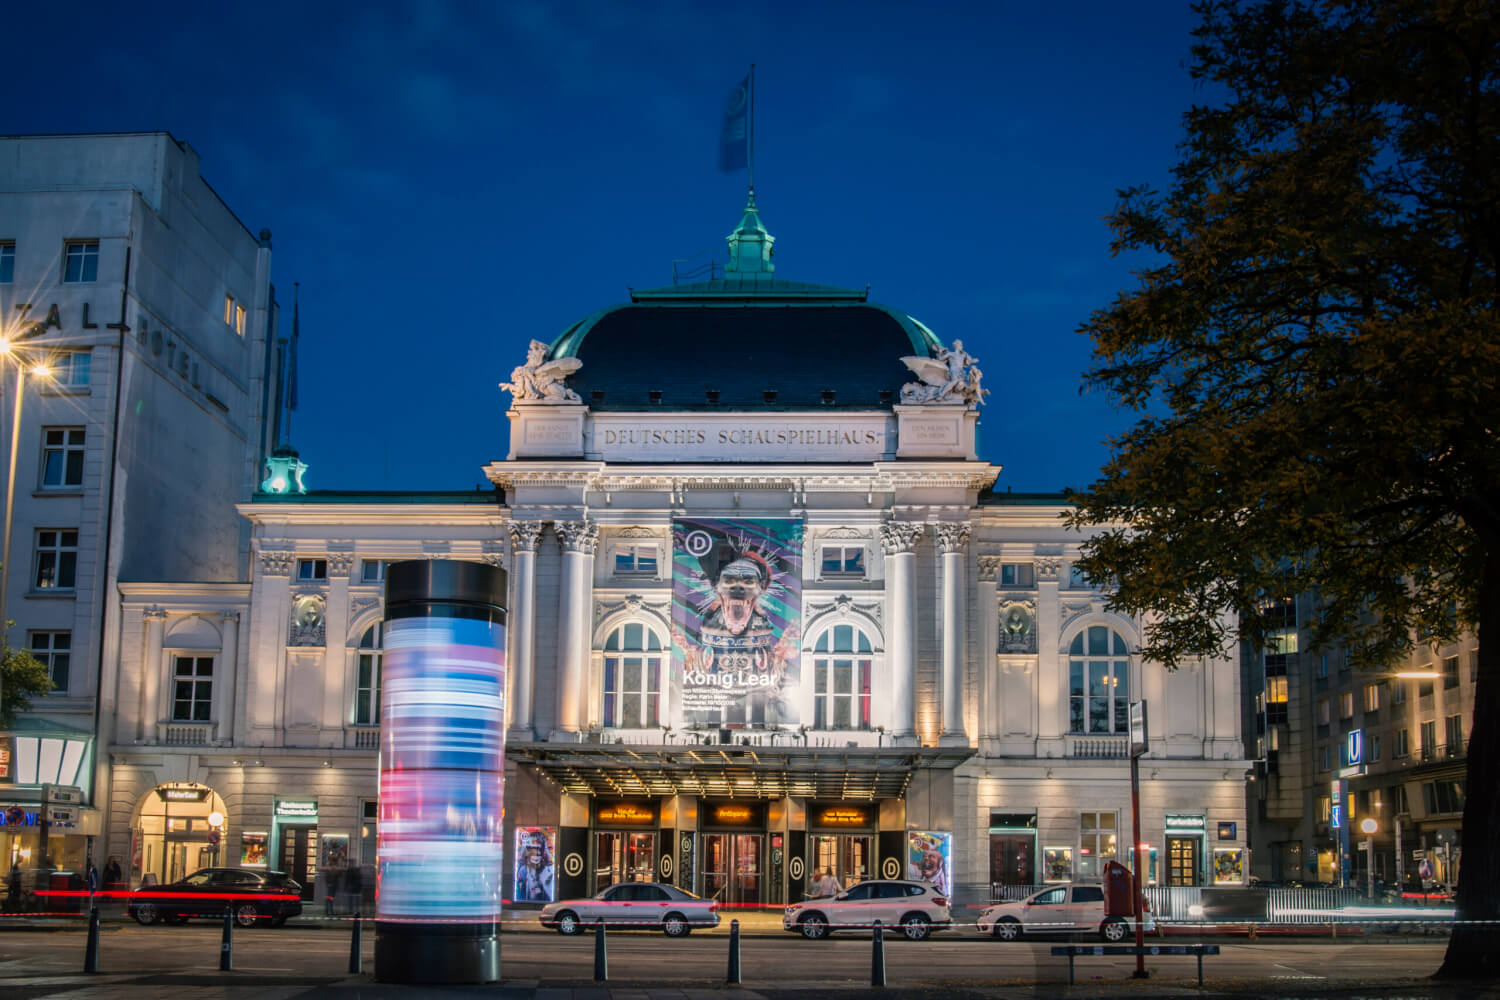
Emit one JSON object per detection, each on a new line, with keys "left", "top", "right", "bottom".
{"left": 1077, "top": 811, "right": 1116, "bottom": 879}
{"left": 354, "top": 623, "right": 382, "bottom": 725}
{"left": 1043, "top": 846, "right": 1072, "bottom": 882}
{"left": 1068, "top": 626, "right": 1130, "bottom": 733}
{"left": 602, "top": 622, "right": 664, "bottom": 728}
{"left": 360, "top": 800, "right": 378, "bottom": 866}
{"left": 812, "top": 624, "right": 873, "bottom": 730}
{"left": 171, "top": 655, "right": 214, "bottom": 721}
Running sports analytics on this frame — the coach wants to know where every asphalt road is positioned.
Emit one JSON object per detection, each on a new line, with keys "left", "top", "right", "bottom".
{"left": 0, "top": 922, "right": 1459, "bottom": 997}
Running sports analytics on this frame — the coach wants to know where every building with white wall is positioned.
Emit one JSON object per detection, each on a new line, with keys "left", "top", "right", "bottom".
{"left": 99, "top": 198, "right": 1248, "bottom": 908}
{"left": 0, "top": 133, "right": 279, "bottom": 875}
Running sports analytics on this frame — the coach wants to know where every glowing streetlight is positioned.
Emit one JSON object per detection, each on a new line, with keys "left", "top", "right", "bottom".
{"left": 208, "top": 810, "right": 225, "bottom": 828}
{"left": 1360, "top": 817, "right": 1379, "bottom": 899}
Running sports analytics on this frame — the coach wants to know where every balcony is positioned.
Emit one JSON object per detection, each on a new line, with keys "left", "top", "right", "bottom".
{"left": 1066, "top": 735, "right": 1127, "bottom": 758}
{"left": 160, "top": 723, "right": 216, "bottom": 746}
{"left": 345, "top": 727, "right": 380, "bottom": 750}
{"left": 1417, "top": 740, "right": 1465, "bottom": 764}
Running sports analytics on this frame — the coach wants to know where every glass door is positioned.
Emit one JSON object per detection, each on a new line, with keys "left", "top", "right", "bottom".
{"left": 1166, "top": 836, "right": 1199, "bottom": 886}
{"left": 279, "top": 827, "right": 318, "bottom": 900}
{"left": 626, "top": 833, "right": 655, "bottom": 883}
{"left": 704, "top": 834, "right": 762, "bottom": 906}
{"left": 595, "top": 832, "right": 621, "bottom": 891}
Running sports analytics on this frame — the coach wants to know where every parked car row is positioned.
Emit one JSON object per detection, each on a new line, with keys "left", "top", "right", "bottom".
{"left": 128, "top": 868, "right": 303, "bottom": 928}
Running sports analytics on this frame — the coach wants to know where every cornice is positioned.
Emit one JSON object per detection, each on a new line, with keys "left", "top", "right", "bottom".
{"left": 237, "top": 503, "right": 509, "bottom": 526}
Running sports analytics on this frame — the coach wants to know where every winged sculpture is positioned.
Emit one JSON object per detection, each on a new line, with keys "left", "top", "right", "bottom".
{"left": 502, "top": 339, "right": 583, "bottom": 403}
{"left": 900, "top": 339, "right": 987, "bottom": 406}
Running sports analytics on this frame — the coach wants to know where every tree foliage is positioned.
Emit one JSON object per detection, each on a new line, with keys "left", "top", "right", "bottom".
{"left": 1066, "top": 0, "right": 1498, "bottom": 979}
{"left": 0, "top": 638, "right": 53, "bottom": 728}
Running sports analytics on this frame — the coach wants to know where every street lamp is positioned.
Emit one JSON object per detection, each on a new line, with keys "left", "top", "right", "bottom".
{"left": 1359, "top": 817, "right": 1379, "bottom": 899}
{"left": 0, "top": 337, "right": 52, "bottom": 715}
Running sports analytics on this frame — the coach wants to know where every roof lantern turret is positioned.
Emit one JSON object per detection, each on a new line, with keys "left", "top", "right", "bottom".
{"left": 725, "top": 191, "right": 774, "bottom": 275}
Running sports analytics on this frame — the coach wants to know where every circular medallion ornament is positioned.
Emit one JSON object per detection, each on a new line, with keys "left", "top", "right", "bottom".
{"left": 789, "top": 856, "right": 805, "bottom": 882}
{"left": 563, "top": 852, "right": 584, "bottom": 878}
{"left": 684, "top": 530, "right": 714, "bottom": 557}
{"left": 661, "top": 854, "right": 674, "bottom": 879}
{"left": 882, "top": 857, "right": 901, "bottom": 879}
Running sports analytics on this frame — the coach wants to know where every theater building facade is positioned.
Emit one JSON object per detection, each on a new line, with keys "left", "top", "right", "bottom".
{"left": 100, "top": 202, "right": 1249, "bottom": 906}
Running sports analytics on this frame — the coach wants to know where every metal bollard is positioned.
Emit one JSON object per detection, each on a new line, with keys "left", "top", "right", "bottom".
{"left": 348, "top": 915, "right": 363, "bottom": 974}
{"left": 871, "top": 918, "right": 886, "bottom": 987}
{"left": 220, "top": 906, "right": 234, "bottom": 971}
{"left": 727, "top": 918, "right": 741, "bottom": 984}
{"left": 593, "top": 918, "right": 608, "bottom": 982}
{"left": 83, "top": 905, "right": 101, "bottom": 973}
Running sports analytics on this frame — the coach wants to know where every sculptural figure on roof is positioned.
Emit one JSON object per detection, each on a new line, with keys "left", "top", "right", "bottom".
{"left": 502, "top": 339, "right": 583, "bottom": 403}
{"left": 900, "top": 339, "right": 987, "bottom": 406}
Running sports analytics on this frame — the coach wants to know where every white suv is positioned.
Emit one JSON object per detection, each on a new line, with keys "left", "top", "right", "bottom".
{"left": 977, "top": 882, "right": 1152, "bottom": 942}
{"left": 783, "top": 879, "right": 951, "bottom": 940}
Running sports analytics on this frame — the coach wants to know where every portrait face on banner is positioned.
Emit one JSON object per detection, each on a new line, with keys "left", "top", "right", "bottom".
{"left": 907, "top": 831, "right": 952, "bottom": 898}
{"left": 513, "top": 827, "right": 557, "bottom": 902}
{"left": 672, "top": 518, "right": 802, "bottom": 727}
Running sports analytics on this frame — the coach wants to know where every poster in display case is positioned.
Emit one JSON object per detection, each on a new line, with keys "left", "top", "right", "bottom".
{"left": 1213, "top": 847, "right": 1244, "bottom": 885}
{"left": 241, "top": 832, "right": 267, "bottom": 867}
{"left": 514, "top": 826, "right": 557, "bottom": 902}
{"left": 1043, "top": 845, "right": 1073, "bottom": 882}
{"left": 906, "top": 831, "right": 952, "bottom": 897}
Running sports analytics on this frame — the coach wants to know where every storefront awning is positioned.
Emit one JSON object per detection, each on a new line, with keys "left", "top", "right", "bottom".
{"left": 508, "top": 741, "right": 975, "bottom": 799}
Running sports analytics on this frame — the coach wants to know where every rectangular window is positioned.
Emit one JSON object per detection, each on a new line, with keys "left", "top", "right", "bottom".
{"left": 297, "top": 559, "right": 327, "bottom": 581}
{"left": 33, "top": 529, "right": 78, "bottom": 589}
{"left": 1317, "top": 654, "right": 1329, "bottom": 678}
{"left": 1067, "top": 564, "right": 1092, "bottom": 588}
{"left": 602, "top": 651, "right": 661, "bottom": 728}
{"left": 1361, "top": 683, "right": 1379, "bottom": 712}
{"left": 1316, "top": 698, "right": 1330, "bottom": 725}
{"left": 40, "top": 428, "right": 85, "bottom": 489}
{"left": 52, "top": 351, "right": 91, "bottom": 387}
{"left": 1339, "top": 691, "right": 1354, "bottom": 719}
{"left": 361, "top": 799, "right": 378, "bottom": 865}
{"left": 171, "top": 655, "right": 214, "bottom": 721}
{"left": 1442, "top": 656, "right": 1459, "bottom": 690}
{"left": 1370, "top": 735, "right": 1381, "bottom": 762}
{"left": 29, "top": 631, "right": 71, "bottom": 692}
{"left": 63, "top": 241, "right": 99, "bottom": 283}
{"left": 360, "top": 560, "right": 387, "bottom": 583}
{"left": 1269, "top": 629, "right": 1298, "bottom": 654}
{"left": 819, "top": 545, "right": 865, "bottom": 577}
{"left": 1445, "top": 714, "right": 1463, "bottom": 753}
{"left": 1318, "top": 746, "right": 1331, "bottom": 771}
{"left": 1395, "top": 729, "right": 1409, "bottom": 757}
{"left": 0, "top": 242, "right": 13, "bottom": 283}
{"left": 1077, "top": 811, "right": 1116, "bottom": 878}
{"left": 355, "top": 646, "right": 381, "bottom": 725}
{"left": 224, "top": 294, "right": 236, "bottom": 326}
{"left": 1317, "top": 796, "right": 1331, "bottom": 822}
{"left": 1391, "top": 681, "right": 1407, "bottom": 705}
{"left": 1424, "top": 779, "right": 1465, "bottom": 814}
{"left": 614, "top": 544, "right": 659, "bottom": 576}
{"left": 1418, "top": 670, "right": 1434, "bottom": 697}
{"left": 1000, "top": 562, "right": 1034, "bottom": 587}
{"left": 1420, "top": 720, "right": 1436, "bottom": 754}
{"left": 235, "top": 303, "right": 247, "bottom": 336}
{"left": 1393, "top": 784, "right": 1409, "bottom": 814}
{"left": 813, "top": 654, "right": 872, "bottom": 730}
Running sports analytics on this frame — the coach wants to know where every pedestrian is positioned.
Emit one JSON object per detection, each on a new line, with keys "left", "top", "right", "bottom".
{"left": 86, "top": 862, "right": 98, "bottom": 913}
{"left": 342, "top": 863, "right": 363, "bottom": 916}
{"left": 815, "top": 868, "right": 840, "bottom": 897}
{"left": 103, "top": 856, "right": 123, "bottom": 892}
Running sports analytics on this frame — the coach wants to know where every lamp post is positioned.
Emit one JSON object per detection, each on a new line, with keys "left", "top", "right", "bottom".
{"left": 1360, "top": 817, "right": 1378, "bottom": 899}
{"left": 0, "top": 339, "right": 50, "bottom": 715}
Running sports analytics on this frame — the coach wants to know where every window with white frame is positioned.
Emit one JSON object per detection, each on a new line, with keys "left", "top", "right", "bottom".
{"left": 355, "top": 623, "right": 382, "bottom": 725}
{"left": 811, "top": 624, "right": 873, "bottom": 730}
{"left": 34, "top": 529, "right": 78, "bottom": 590}
{"left": 999, "top": 562, "right": 1034, "bottom": 587}
{"left": 40, "top": 428, "right": 85, "bottom": 489}
{"left": 1068, "top": 626, "right": 1130, "bottom": 734}
{"left": 171, "top": 655, "right": 214, "bottom": 721}
{"left": 819, "top": 545, "right": 865, "bottom": 577}
{"left": 52, "top": 351, "right": 91, "bottom": 387}
{"left": 1078, "top": 811, "right": 1116, "bottom": 878}
{"left": 297, "top": 558, "right": 327, "bottom": 581}
{"left": 360, "top": 560, "right": 388, "bottom": 583}
{"left": 1067, "top": 563, "right": 1092, "bottom": 588}
{"left": 63, "top": 241, "right": 98, "bottom": 283}
{"left": 1395, "top": 728, "right": 1409, "bottom": 757}
{"left": 0, "top": 242, "right": 13, "bottom": 283}
{"left": 29, "top": 631, "right": 70, "bottom": 692}
{"left": 613, "top": 544, "right": 658, "bottom": 576}
{"left": 602, "top": 622, "right": 663, "bottom": 728}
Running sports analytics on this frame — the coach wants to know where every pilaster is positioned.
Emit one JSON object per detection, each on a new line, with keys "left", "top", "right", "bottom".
{"left": 881, "top": 521, "right": 924, "bottom": 744}
{"left": 936, "top": 522, "right": 970, "bottom": 746}
{"left": 552, "top": 519, "right": 598, "bottom": 739}
{"left": 509, "top": 522, "right": 543, "bottom": 737}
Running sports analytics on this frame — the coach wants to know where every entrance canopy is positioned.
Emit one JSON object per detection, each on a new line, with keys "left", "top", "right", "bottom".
{"left": 508, "top": 742, "right": 974, "bottom": 799}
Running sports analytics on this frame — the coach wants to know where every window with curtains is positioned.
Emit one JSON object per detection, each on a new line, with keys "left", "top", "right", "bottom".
{"left": 1068, "top": 626, "right": 1130, "bottom": 734}
{"left": 602, "top": 622, "right": 663, "bottom": 728}
{"left": 355, "top": 623, "right": 382, "bottom": 725}
{"left": 811, "top": 624, "right": 873, "bottom": 730}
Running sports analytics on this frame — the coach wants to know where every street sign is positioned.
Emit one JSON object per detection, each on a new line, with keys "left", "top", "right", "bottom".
{"left": 1330, "top": 803, "right": 1343, "bottom": 828}
{"left": 1345, "top": 729, "right": 1364, "bottom": 767}
{"left": 1129, "top": 701, "right": 1148, "bottom": 758}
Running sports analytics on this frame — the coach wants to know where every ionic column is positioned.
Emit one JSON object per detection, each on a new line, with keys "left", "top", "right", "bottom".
{"left": 553, "top": 519, "right": 598, "bottom": 737}
{"left": 139, "top": 607, "right": 167, "bottom": 742}
{"left": 215, "top": 611, "right": 240, "bottom": 744}
{"left": 881, "top": 521, "right": 924, "bottom": 743}
{"left": 936, "top": 522, "right": 971, "bottom": 745}
{"left": 508, "top": 523, "right": 543, "bottom": 737}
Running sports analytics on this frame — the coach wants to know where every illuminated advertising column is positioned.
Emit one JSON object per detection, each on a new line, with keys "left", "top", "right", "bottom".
{"left": 375, "top": 560, "right": 507, "bottom": 984}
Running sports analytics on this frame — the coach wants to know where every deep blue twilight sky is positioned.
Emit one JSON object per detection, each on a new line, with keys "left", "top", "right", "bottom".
{"left": 8, "top": 1, "right": 1204, "bottom": 493}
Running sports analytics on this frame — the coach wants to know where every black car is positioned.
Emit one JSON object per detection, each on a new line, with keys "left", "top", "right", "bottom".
{"left": 129, "top": 868, "right": 303, "bottom": 927}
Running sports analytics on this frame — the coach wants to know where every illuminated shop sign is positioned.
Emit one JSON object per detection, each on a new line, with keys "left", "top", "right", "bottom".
{"left": 275, "top": 799, "right": 319, "bottom": 820}
{"left": 0, "top": 737, "right": 11, "bottom": 781}
{"left": 812, "top": 805, "right": 871, "bottom": 827}
{"left": 594, "top": 802, "right": 657, "bottom": 825}
{"left": 703, "top": 802, "right": 765, "bottom": 827}
{"left": 1165, "top": 813, "right": 1206, "bottom": 833}
{"left": 158, "top": 787, "right": 210, "bottom": 802}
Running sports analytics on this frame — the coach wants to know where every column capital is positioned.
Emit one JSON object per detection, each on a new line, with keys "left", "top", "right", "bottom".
{"left": 218, "top": 610, "right": 241, "bottom": 625}
{"left": 326, "top": 552, "right": 356, "bottom": 576}
{"left": 509, "top": 521, "right": 544, "bottom": 552}
{"left": 935, "top": 522, "right": 971, "bottom": 554}
{"left": 555, "top": 519, "right": 600, "bottom": 555}
{"left": 879, "top": 521, "right": 924, "bottom": 555}
{"left": 143, "top": 605, "right": 168, "bottom": 622}
{"left": 976, "top": 555, "right": 1002, "bottom": 582}
{"left": 258, "top": 550, "right": 295, "bottom": 577}
{"left": 1035, "top": 555, "right": 1062, "bottom": 582}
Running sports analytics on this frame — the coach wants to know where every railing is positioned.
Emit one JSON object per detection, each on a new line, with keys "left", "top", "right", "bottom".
{"left": 1266, "top": 886, "right": 1359, "bottom": 922}
{"left": 1418, "top": 740, "right": 1464, "bottom": 763}
{"left": 1145, "top": 885, "right": 1202, "bottom": 921}
{"left": 161, "top": 723, "right": 214, "bottom": 746}
{"left": 1066, "top": 735, "right": 1127, "bottom": 758}
{"left": 346, "top": 727, "right": 380, "bottom": 749}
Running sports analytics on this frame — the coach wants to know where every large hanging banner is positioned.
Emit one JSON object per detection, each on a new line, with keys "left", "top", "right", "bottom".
{"left": 672, "top": 517, "right": 802, "bottom": 726}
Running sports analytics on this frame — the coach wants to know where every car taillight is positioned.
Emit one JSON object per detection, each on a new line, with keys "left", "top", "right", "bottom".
{"left": 934, "top": 897, "right": 948, "bottom": 907}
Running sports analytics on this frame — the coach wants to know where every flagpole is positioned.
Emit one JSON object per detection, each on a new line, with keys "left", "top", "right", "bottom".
{"left": 748, "top": 63, "right": 756, "bottom": 198}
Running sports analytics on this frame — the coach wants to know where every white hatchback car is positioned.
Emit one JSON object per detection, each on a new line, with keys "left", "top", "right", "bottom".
{"left": 783, "top": 879, "right": 951, "bottom": 940}
{"left": 539, "top": 882, "right": 719, "bottom": 937}
{"left": 977, "top": 883, "right": 1151, "bottom": 942}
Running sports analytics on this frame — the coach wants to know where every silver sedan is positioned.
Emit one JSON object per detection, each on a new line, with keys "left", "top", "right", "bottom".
{"left": 538, "top": 882, "right": 721, "bottom": 937}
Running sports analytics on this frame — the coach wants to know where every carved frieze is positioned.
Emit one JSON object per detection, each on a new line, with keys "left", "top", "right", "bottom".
{"left": 615, "top": 526, "right": 659, "bottom": 539}
{"left": 805, "top": 593, "right": 884, "bottom": 639}
{"left": 997, "top": 598, "right": 1037, "bottom": 654}
{"left": 822, "top": 526, "right": 868, "bottom": 540}
{"left": 879, "top": 521, "right": 924, "bottom": 555}
{"left": 594, "top": 594, "right": 670, "bottom": 629}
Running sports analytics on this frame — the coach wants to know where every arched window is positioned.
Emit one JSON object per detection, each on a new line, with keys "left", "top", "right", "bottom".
{"left": 811, "top": 624, "right": 873, "bottom": 730}
{"left": 1068, "top": 625, "right": 1130, "bottom": 734}
{"left": 603, "top": 622, "right": 664, "bottom": 728}
{"left": 355, "top": 623, "right": 382, "bottom": 725}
